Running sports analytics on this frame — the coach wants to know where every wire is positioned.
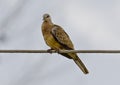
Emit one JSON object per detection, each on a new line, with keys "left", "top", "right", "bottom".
{"left": 0, "top": 50, "right": 120, "bottom": 54}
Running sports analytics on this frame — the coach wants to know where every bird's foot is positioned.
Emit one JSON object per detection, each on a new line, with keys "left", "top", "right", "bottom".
{"left": 47, "top": 48, "right": 53, "bottom": 54}
{"left": 55, "top": 49, "right": 61, "bottom": 53}
{"left": 47, "top": 49, "right": 61, "bottom": 54}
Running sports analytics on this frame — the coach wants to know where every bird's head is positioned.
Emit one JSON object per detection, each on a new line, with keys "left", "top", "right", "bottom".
{"left": 43, "top": 14, "right": 51, "bottom": 22}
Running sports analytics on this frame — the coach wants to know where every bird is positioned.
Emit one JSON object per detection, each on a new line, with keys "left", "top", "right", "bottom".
{"left": 41, "top": 13, "right": 89, "bottom": 74}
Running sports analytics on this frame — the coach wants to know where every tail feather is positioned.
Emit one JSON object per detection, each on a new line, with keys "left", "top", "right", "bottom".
{"left": 60, "top": 53, "right": 89, "bottom": 74}
{"left": 73, "top": 56, "right": 89, "bottom": 74}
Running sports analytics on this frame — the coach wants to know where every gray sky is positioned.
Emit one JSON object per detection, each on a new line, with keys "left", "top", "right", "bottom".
{"left": 0, "top": 0, "right": 120, "bottom": 85}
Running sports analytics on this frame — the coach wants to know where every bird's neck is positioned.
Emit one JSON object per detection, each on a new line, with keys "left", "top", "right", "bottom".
{"left": 42, "top": 20, "right": 54, "bottom": 31}
{"left": 44, "top": 20, "right": 53, "bottom": 25}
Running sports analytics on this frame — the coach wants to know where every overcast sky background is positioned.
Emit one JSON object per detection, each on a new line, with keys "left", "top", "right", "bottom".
{"left": 0, "top": 0, "right": 120, "bottom": 85}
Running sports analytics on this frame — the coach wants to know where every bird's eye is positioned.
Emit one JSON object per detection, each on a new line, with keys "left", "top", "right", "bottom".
{"left": 46, "top": 15, "right": 49, "bottom": 18}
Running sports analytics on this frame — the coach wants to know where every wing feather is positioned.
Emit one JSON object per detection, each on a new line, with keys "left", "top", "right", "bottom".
{"left": 51, "top": 25, "right": 74, "bottom": 49}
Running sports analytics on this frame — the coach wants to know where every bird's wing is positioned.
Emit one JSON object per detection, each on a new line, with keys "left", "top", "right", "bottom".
{"left": 51, "top": 25, "right": 74, "bottom": 49}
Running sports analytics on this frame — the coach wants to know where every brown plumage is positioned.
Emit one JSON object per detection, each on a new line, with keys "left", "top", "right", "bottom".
{"left": 41, "top": 14, "right": 89, "bottom": 74}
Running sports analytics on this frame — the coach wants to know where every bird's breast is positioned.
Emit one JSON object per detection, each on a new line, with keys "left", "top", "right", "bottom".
{"left": 42, "top": 24, "right": 63, "bottom": 49}
{"left": 45, "top": 32, "right": 63, "bottom": 49}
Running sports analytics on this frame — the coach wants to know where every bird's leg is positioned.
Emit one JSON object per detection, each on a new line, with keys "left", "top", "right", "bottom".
{"left": 47, "top": 48, "right": 54, "bottom": 54}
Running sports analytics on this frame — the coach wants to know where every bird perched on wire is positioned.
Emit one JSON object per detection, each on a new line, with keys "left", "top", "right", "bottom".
{"left": 41, "top": 13, "right": 89, "bottom": 74}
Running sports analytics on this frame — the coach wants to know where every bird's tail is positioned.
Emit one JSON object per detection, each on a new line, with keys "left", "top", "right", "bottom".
{"left": 73, "top": 55, "right": 89, "bottom": 74}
